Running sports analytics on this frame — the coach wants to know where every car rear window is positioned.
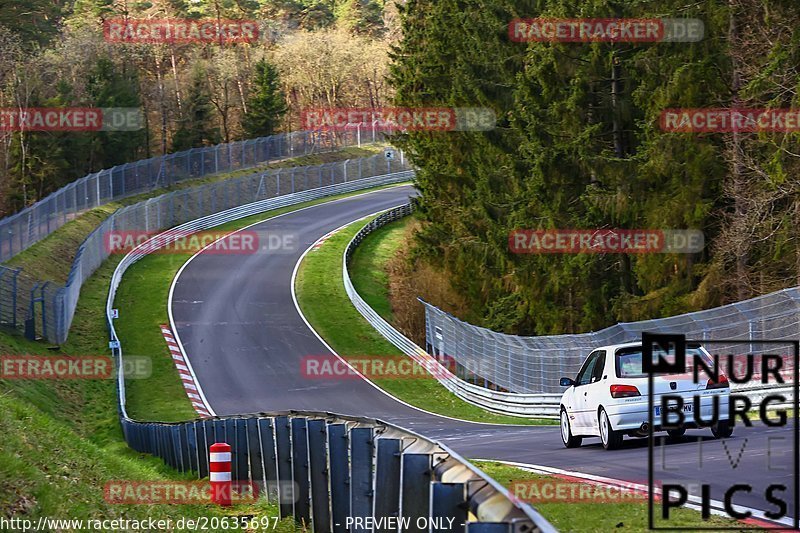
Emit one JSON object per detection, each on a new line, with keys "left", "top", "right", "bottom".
{"left": 615, "top": 347, "right": 714, "bottom": 378}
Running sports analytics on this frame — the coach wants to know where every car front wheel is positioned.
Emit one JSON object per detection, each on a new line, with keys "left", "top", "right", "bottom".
{"left": 599, "top": 408, "right": 623, "bottom": 450}
{"left": 560, "top": 409, "right": 582, "bottom": 448}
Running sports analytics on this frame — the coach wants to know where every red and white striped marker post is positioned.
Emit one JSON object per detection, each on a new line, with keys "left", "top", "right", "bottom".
{"left": 209, "top": 442, "right": 232, "bottom": 506}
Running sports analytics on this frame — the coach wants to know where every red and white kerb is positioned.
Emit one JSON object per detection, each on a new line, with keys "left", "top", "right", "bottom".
{"left": 160, "top": 324, "right": 211, "bottom": 417}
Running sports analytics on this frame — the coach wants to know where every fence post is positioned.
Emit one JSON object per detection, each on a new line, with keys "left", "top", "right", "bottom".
{"left": 39, "top": 281, "right": 50, "bottom": 341}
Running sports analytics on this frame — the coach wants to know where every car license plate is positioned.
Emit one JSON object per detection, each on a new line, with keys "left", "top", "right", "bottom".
{"left": 655, "top": 403, "right": 693, "bottom": 417}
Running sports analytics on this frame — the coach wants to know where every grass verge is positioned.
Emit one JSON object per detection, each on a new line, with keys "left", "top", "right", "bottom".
{"left": 347, "top": 218, "right": 409, "bottom": 323}
{"left": 0, "top": 253, "right": 293, "bottom": 529}
{"left": 475, "top": 461, "right": 741, "bottom": 532}
{"left": 295, "top": 214, "right": 554, "bottom": 425}
{"left": 0, "top": 145, "right": 386, "bottom": 527}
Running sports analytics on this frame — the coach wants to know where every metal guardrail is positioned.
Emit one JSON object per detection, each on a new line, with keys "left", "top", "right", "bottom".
{"left": 120, "top": 411, "right": 556, "bottom": 533}
{"left": 1, "top": 153, "right": 409, "bottom": 344}
{"left": 0, "top": 128, "right": 386, "bottom": 263}
{"left": 105, "top": 173, "right": 556, "bottom": 533}
{"left": 342, "top": 204, "right": 562, "bottom": 419}
{"left": 343, "top": 204, "right": 795, "bottom": 418}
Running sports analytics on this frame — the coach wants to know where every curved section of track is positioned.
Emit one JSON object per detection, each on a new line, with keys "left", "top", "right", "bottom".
{"left": 170, "top": 185, "right": 795, "bottom": 523}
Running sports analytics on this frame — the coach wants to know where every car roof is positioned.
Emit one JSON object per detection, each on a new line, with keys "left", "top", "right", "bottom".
{"left": 596, "top": 341, "right": 641, "bottom": 353}
{"left": 597, "top": 340, "right": 707, "bottom": 355}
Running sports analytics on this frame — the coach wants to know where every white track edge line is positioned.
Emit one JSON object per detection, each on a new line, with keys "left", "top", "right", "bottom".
{"left": 290, "top": 206, "right": 544, "bottom": 427}
{"left": 485, "top": 459, "right": 794, "bottom": 528}
{"left": 167, "top": 184, "right": 410, "bottom": 417}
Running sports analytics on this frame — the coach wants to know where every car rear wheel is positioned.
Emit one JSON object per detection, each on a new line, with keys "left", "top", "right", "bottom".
{"left": 560, "top": 409, "right": 582, "bottom": 448}
{"left": 599, "top": 408, "right": 623, "bottom": 450}
{"left": 711, "top": 420, "right": 733, "bottom": 439}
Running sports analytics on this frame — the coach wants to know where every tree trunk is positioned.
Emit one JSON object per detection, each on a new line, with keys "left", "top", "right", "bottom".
{"left": 729, "top": 0, "right": 749, "bottom": 301}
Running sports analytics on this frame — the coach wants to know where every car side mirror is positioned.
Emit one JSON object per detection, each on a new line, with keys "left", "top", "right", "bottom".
{"left": 560, "top": 377, "right": 575, "bottom": 387}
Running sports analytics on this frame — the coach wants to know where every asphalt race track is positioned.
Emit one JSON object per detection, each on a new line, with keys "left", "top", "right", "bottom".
{"left": 170, "top": 185, "right": 797, "bottom": 526}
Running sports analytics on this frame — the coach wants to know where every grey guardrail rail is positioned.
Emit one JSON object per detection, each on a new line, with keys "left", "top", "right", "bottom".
{"left": 106, "top": 173, "right": 557, "bottom": 533}
{"left": 120, "top": 411, "right": 556, "bottom": 533}
{"left": 343, "top": 204, "right": 561, "bottom": 419}
{"left": 342, "top": 204, "right": 793, "bottom": 418}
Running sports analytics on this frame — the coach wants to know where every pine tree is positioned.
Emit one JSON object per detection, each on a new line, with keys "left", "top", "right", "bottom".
{"left": 86, "top": 57, "right": 147, "bottom": 169}
{"left": 337, "top": 0, "right": 384, "bottom": 37}
{"left": 390, "top": 0, "right": 740, "bottom": 334}
{"left": 0, "top": 0, "right": 62, "bottom": 45}
{"left": 242, "top": 59, "right": 288, "bottom": 138}
{"left": 172, "top": 65, "right": 221, "bottom": 151}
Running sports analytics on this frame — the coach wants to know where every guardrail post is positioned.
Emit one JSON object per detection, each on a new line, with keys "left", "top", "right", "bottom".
{"left": 291, "top": 417, "right": 312, "bottom": 526}
{"left": 161, "top": 425, "right": 175, "bottom": 468}
{"left": 156, "top": 425, "right": 168, "bottom": 466}
{"left": 327, "top": 423, "right": 349, "bottom": 533}
{"left": 146, "top": 423, "right": 157, "bottom": 456}
{"left": 196, "top": 420, "right": 211, "bottom": 478}
{"left": 307, "top": 419, "right": 331, "bottom": 533}
{"left": 186, "top": 422, "right": 199, "bottom": 474}
{"left": 234, "top": 418, "right": 249, "bottom": 481}
{"left": 350, "top": 427, "right": 374, "bottom": 533}
{"left": 172, "top": 425, "right": 184, "bottom": 472}
{"left": 374, "top": 439, "right": 401, "bottom": 533}
{"left": 401, "top": 454, "right": 431, "bottom": 533}
{"left": 275, "top": 415, "right": 293, "bottom": 518}
{"left": 430, "top": 483, "right": 467, "bottom": 533}
{"left": 258, "top": 418, "right": 278, "bottom": 502}
{"left": 246, "top": 418, "right": 264, "bottom": 490}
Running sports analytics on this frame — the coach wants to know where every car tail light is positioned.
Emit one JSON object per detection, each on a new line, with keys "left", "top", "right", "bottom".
{"left": 706, "top": 375, "right": 729, "bottom": 389}
{"left": 610, "top": 384, "right": 641, "bottom": 398}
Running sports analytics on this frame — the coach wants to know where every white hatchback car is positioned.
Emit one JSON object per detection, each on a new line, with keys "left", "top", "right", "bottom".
{"left": 559, "top": 342, "right": 732, "bottom": 449}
